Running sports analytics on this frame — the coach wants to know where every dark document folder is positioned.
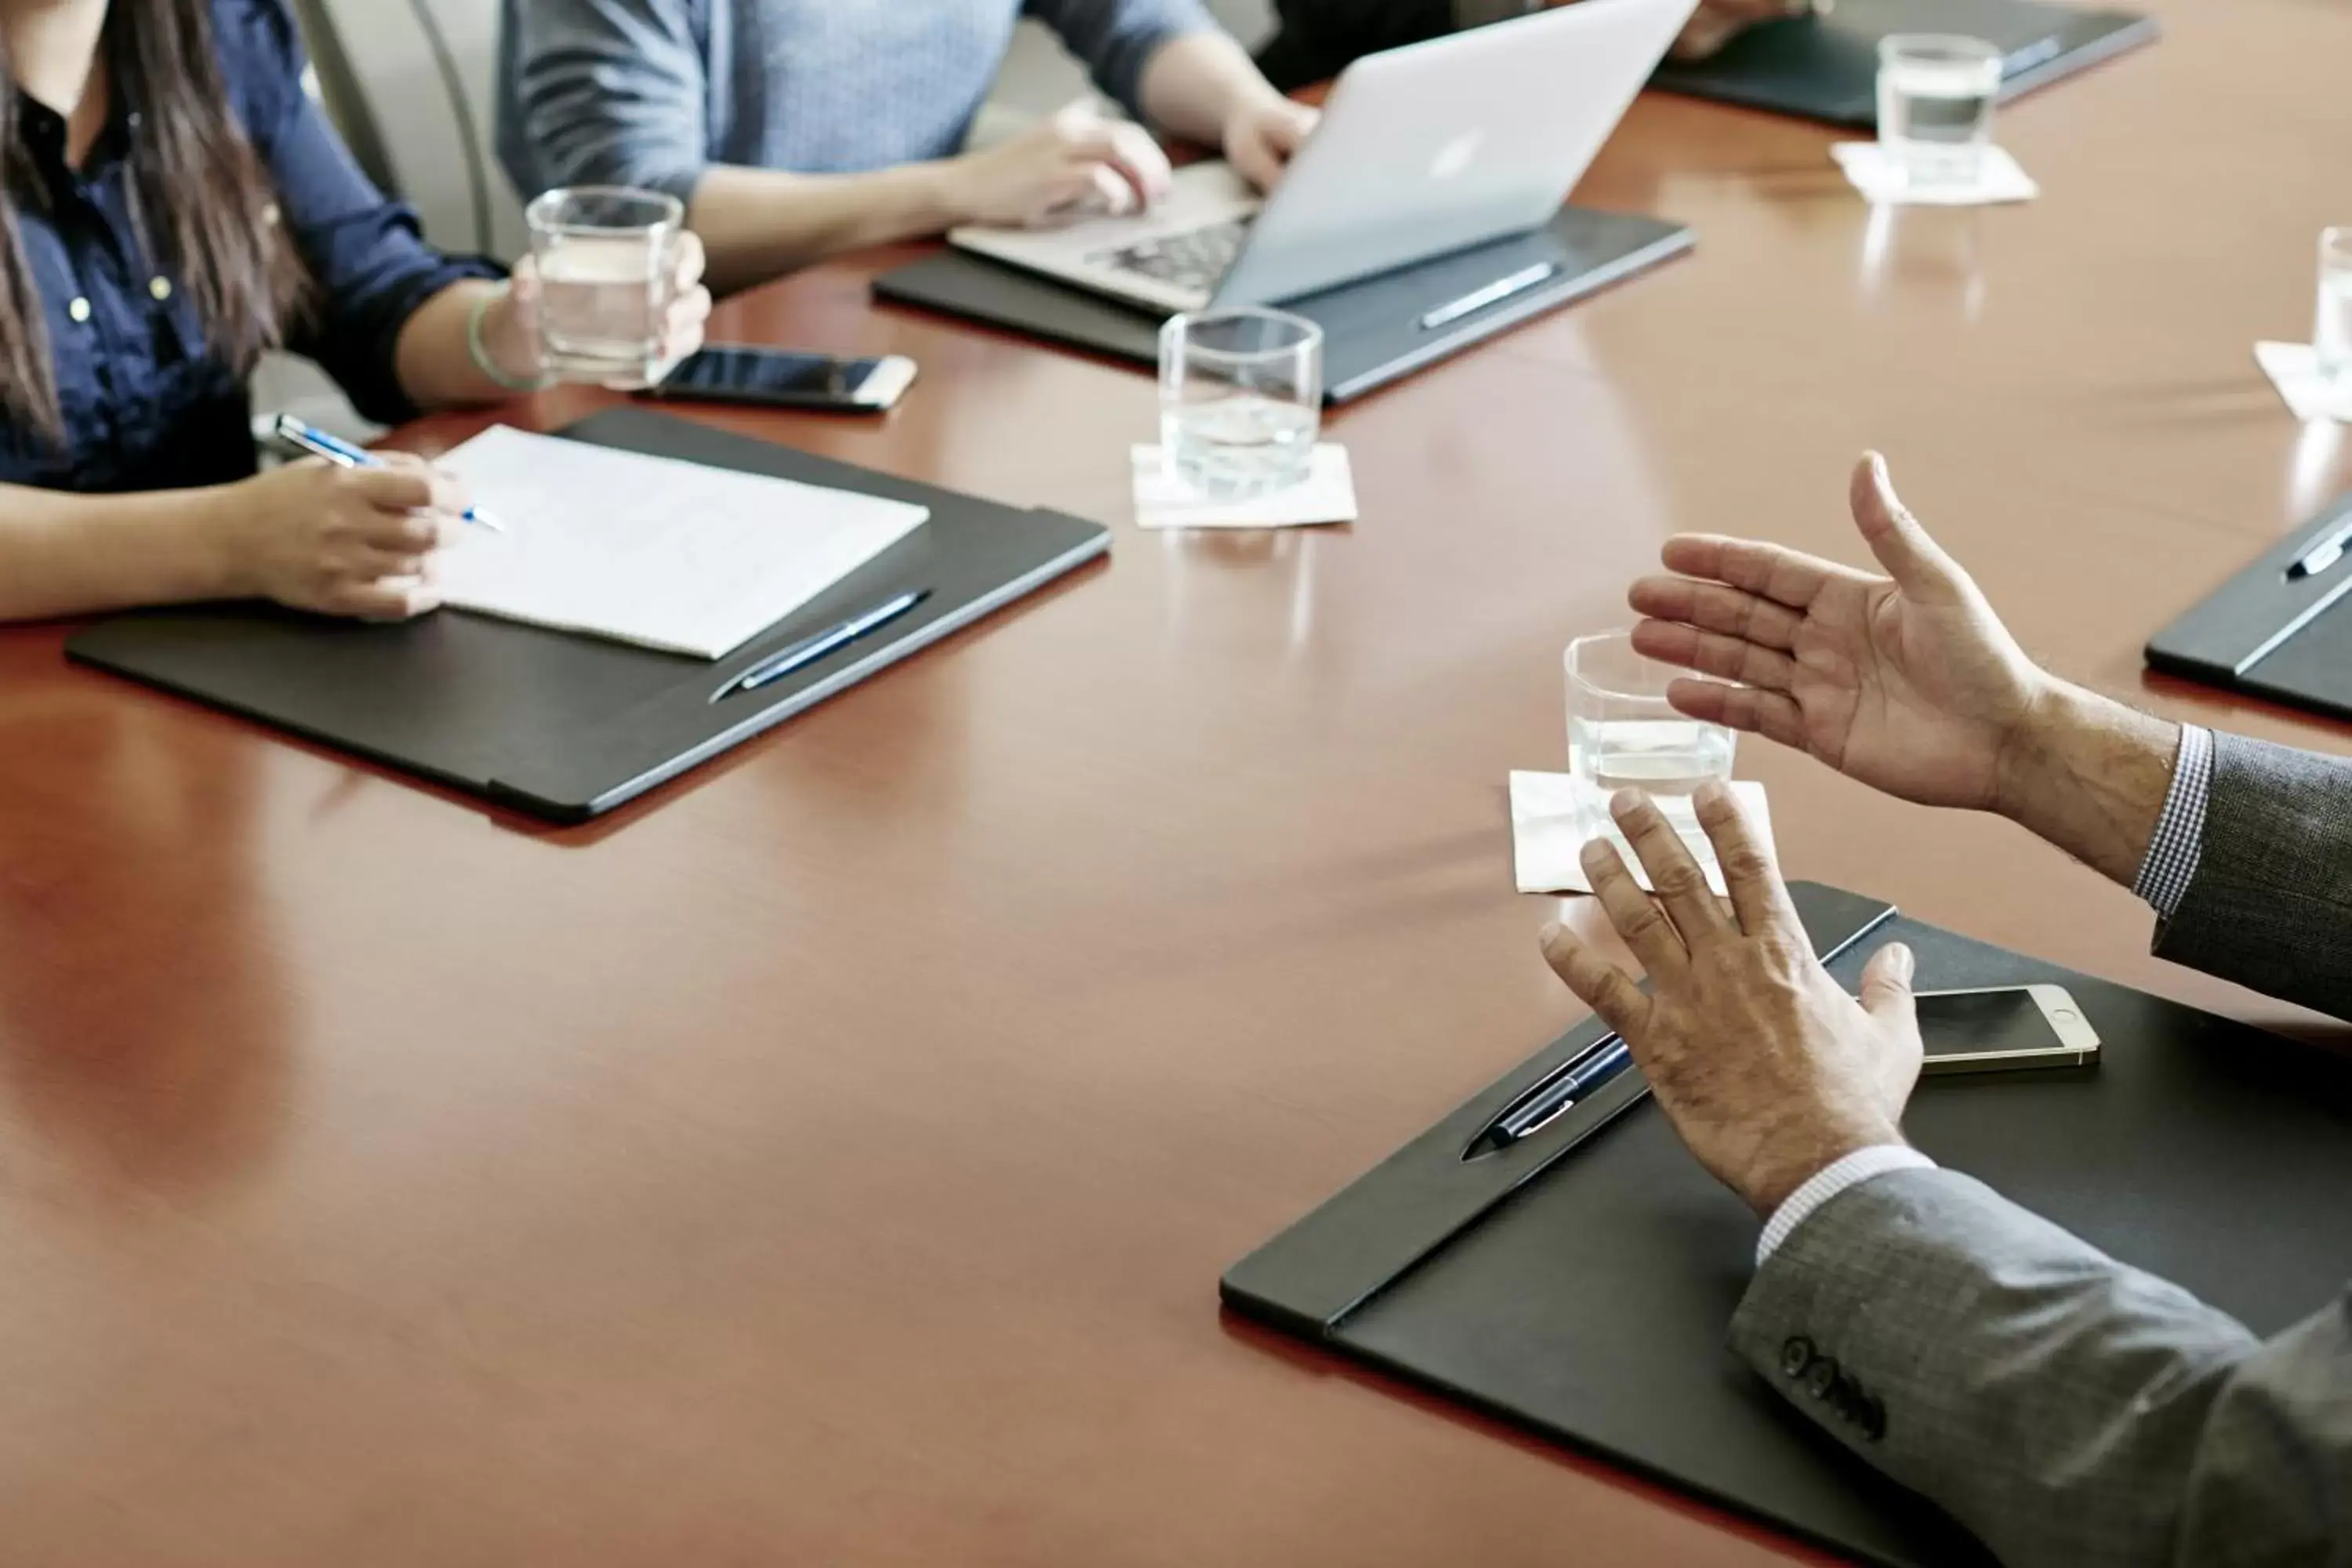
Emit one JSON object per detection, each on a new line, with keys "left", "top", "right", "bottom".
{"left": 1650, "top": 0, "right": 2156, "bottom": 126}
{"left": 2147, "top": 490, "right": 2352, "bottom": 722}
{"left": 67, "top": 408, "right": 1109, "bottom": 822}
{"left": 1225, "top": 883, "right": 2352, "bottom": 1566}
{"left": 873, "top": 207, "right": 1691, "bottom": 404}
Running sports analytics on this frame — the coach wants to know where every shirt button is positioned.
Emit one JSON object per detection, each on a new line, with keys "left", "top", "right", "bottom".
{"left": 149, "top": 277, "right": 172, "bottom": 302}
{"left": 1779, "top": 1336, "right": 1816, "bottom": 1378}
{"left": 67, "top": 296, "right": 91, "bottom": 324}
{"left": 1804, "top": 1356, "right": 1842, "bottom": 1399}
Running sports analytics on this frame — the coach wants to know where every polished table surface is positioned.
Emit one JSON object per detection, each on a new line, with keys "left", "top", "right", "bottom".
{"left": 5, "top": 2, "right": 2351, "bottom": 1561}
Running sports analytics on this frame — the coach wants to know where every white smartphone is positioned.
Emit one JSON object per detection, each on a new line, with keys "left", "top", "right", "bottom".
{"left": 1916, "top": 985, "right": 2101, "bottom": 1076}
{"left": 648, "top": 347, "right": 918, "bottom": 412}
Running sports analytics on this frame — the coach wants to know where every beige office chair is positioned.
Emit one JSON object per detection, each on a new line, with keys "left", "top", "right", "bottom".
{"left": 288, "top": 0, "right": 527, "bottom": 261}
{"left": 256, "top": 0, "right": 523, "bottom": 439}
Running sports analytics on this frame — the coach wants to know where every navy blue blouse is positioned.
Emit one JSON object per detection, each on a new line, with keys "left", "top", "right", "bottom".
{"left": 1, "top": 0, "right": 498, "bottom": 492}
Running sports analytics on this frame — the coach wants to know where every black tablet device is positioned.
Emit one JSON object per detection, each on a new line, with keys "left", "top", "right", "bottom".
{"left": 1650, "top": 0, "right": 2156, "bottom": 127}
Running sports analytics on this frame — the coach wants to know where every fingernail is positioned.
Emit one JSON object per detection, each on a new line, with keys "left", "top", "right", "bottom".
{"left": 1889, "top": 942, "right": 1915, "bottom": 982}
{"left": 1538, "top": 921, "right": 1568, "bottom": 955}
{"left": 1610, "top": 789, "right": 1646, "bottom": 818}
{"left": 1580, "top": 839, "right": 1611, "bottom": 870}
{"left": 1693, "top": 780, "right": 1730, "bottom": 811}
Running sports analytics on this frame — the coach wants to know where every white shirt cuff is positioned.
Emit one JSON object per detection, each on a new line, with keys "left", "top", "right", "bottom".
{"left": 1755, "top": 1145, "right": 1937, "bottom": 1266}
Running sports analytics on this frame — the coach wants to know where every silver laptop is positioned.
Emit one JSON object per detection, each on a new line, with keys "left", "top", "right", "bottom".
{"left": 949, "top": 0, "right": 1698, "bottom": 315}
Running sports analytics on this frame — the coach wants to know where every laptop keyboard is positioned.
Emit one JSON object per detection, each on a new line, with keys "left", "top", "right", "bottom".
{"left": 1090, "top": 219, "right": 1252, "bottom": 293}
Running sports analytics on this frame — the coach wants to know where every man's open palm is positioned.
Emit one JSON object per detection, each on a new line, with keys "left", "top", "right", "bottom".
{"left": 1627, "top": 455, "right": 2048, "bottom": 812}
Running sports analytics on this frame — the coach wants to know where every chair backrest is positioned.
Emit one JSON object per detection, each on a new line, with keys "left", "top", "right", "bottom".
{"left": 288, "top": 0, "right": 529, "bottom": 261}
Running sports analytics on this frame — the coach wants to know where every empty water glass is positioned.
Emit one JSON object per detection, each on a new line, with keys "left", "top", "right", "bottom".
{"left": 1159, "top": 307, "right": 1322, "bottom": 501}
{"left": 2318, "top": 227, "right": 2352, "bottom": 383}
{"left": 526, "top": 187, "right": 685, "bottom": 389}
{"left": 1877, "top": 35, "right": 2003, "bottom": 190}
{"left": 1566, "top": 632, "right": 1735, "bottom": 826}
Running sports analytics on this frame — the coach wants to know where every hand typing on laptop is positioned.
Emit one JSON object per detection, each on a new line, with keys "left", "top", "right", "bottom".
{"left": 1669, "top": 0, "right": 1821, "bottom": 61}
{"left": 1222, "top": 98, "right": 1323, "bottom": 192}
{"left": 960, "top": 103, "right": 1175, "bottom": 230}
{"left": 949, "top": 0, "right": 1694, "bottom": 316}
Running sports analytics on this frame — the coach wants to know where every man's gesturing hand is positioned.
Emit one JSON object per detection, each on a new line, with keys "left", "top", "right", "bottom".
{"left": 1539, "top": 784, "right": 1924, "bottom": 1217}
{"left": 1628, "top": 454, "right": 2049, "bottom": 814}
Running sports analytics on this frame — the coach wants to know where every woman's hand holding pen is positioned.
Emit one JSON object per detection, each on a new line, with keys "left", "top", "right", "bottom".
{"left": 217, "top": 453, "right": 469, "bottom": 621}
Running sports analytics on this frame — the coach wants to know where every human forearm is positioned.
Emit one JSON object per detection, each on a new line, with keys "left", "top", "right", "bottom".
{"left": 2148, "top": 731, "right": 2352, "bottom": 1021}
{"left": 1137, "top": 29, "right": 1288, "bottom": 147}
{"left": 684, "top": 163, "right": 965, "bottom": 297}
{"left": 1730, "top": 1167, "right": 2352, "bottom": 1568}
{"left": 1994, "top": 680, "right": 2181, "bottom": 889}
{"left": 392, "top": 280, "right": 530, "bottom": 412}
{"left": 0, "top": 483, "right": 240, "bottom": 622}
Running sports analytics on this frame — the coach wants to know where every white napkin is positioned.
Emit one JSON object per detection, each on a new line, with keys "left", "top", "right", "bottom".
{"left": 1511, "top": 771, "right": 1776, "bottom": 897}
{"left": 1131, "top": 444, "right": 1357, "bottom": 530}
{"left": 1831, "top": 143, "right": 2038, "bottom": 207}
{"left": 2255, "top": 342, "right": 2352, "bottom": 423}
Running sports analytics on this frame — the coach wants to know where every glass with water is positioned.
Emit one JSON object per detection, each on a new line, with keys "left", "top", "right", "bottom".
{"left": 2318, "top": 227, "right": 2352, "bottom": 383}
{"left": 1158, "top": 307, "right": 1322, "bottom": 500}
{"left": 1877, "top": 35, "right": 2003, "bottom": 189}
{"left": 526, "top": 187, "right": 684, "bottom": 388}
{"left": 1566, "top": 632, "right": 1735, "bottom": 827}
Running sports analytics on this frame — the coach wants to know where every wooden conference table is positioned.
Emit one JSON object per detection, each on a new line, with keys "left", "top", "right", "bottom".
{"left": 3, "top": 1, "right": 2350, "bottom": 1561}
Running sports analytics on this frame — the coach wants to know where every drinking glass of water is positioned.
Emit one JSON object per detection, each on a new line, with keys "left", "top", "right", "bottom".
{"left": 1877, "top": 35, "right": 2003, "bottom": 190}
{"left": 525, "top": 187, "right": 686, "bottom": 389}
{"left": 1159, "top": 307, "right": 1322, "bottom": 501}
{"left": 2318, "top": 227, "right": 2352, "bottom": 383}
{"left": 1566, "top": 631, "right": 1736, "bottom": 826}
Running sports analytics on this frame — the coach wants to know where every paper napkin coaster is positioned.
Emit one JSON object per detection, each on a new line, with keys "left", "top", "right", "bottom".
{"left": 1511, "top": 771, "right": 1776, "bottom": 897}
{"left": 1831, "top": 143, "right": 2038, "bottom": 207}
{"left": 1131, "top": 444, "right": 1357, "bottom": 530}
{"left": 2255, "top": 342, "right": 2352, "bottom": 423}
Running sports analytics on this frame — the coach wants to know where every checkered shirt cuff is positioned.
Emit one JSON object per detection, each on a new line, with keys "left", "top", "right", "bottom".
{"left": 2132, "top": 724, "right": 2212, "bottom": 921}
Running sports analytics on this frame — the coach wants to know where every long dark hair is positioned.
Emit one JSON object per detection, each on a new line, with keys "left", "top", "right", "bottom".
{"left": 0, "top": 0, "right": 310, "bottom": 442}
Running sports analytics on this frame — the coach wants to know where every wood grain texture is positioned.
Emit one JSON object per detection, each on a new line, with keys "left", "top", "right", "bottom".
{"left": 0, "top": 4, "right": 2347, "bottom": 1560}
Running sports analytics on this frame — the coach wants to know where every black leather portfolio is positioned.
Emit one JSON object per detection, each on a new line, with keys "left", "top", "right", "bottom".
{"left": 2146, "top": 490, "right": 2352, "bottom": 722}
{"left": 67, "top": 408, "right": 1109, "bottom": 823}
{"left": 1650, "top": 0, "right": 2156, "bottom": 127}
{"left": 1223, "top": 883, "right": 2352, "bottom": 1566}
{"left": 871, "top": 207, "right": 1691, "bottom": 403}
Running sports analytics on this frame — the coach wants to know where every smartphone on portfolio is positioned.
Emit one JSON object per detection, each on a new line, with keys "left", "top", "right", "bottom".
{"left": 1917, "top": 985, "right": 2100, "bottom": 1076}
{"left": 650, "top": 347, "right": 918, "bottom": 412}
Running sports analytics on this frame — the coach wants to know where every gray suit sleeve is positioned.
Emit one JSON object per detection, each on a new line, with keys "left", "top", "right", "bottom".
{"left": 1732, "top": 1167, "right": 2352, "bottom": 1567}
{"left": 503, "top": 0, "right": 709, "bottom": 202}
{"left": 2154, "top": 731, "right": 2352, "bottom": 1022}
{"left": 1023, "top": 0, "right": 1220, "bottom": 117}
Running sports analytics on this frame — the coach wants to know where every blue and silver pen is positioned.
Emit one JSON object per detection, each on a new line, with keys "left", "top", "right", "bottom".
{"left": 269, "top": 413, "right": 505, "bottom": 532}
{"left": 713, "top": 590, "right": 930, "bottom": 703}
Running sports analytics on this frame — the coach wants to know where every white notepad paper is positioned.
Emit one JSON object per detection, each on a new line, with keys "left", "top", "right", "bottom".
{"left": 430, "top": 426, "right": 930, "bottom": 659}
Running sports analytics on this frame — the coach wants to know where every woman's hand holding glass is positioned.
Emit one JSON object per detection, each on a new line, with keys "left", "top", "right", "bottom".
{"left": 474, "top": 232, "right": 714, "bottom": 390}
